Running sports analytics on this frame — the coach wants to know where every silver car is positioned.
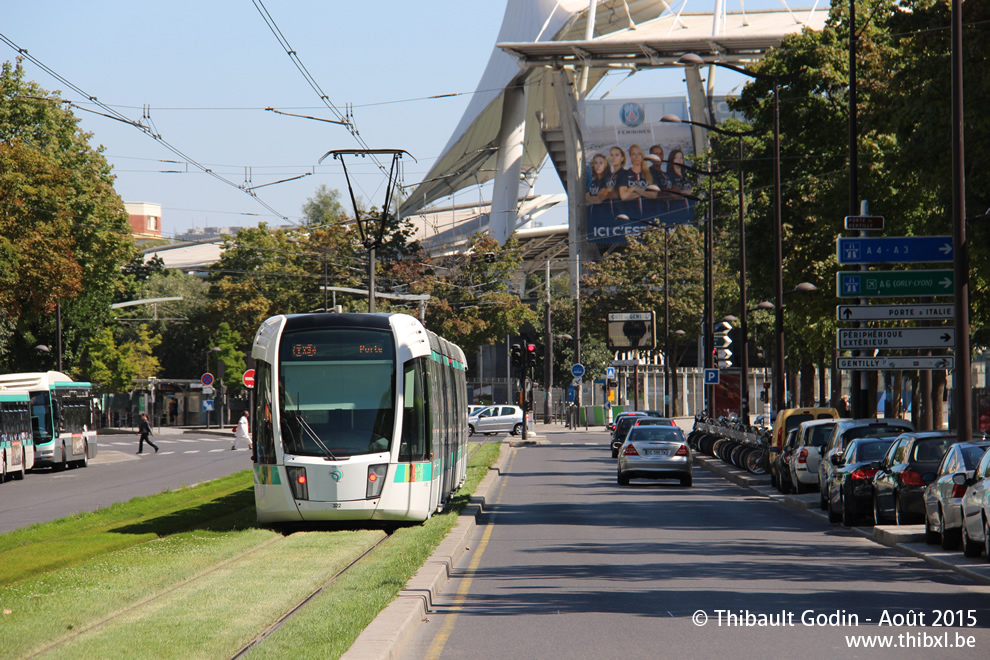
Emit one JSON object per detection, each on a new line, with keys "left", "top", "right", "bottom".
{"left": 468, "top": 405, "right": 527, "bottom": 436}
{"left": 924, "top": 441, "right": 990, "bottom": 549}
{"left": 617, "top": 425, "right": 692, "bottom": 487}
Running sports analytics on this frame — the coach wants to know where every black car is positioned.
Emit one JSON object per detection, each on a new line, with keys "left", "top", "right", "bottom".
{"left": 826, "top": 437, "right": 897, "bottom": 526}
{"left": 873, "top": 432, "right": 958, "bottom": 525}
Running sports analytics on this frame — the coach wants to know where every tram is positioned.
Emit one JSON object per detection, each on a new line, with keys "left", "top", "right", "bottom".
{"left": 0, "top": 372, "right": 98, "bottom": 470}
{"left": 0, "top": 388, "right": 33, "bottom": 481}
{"left": 250, "top": 313, "right": 469, "bottom": 523}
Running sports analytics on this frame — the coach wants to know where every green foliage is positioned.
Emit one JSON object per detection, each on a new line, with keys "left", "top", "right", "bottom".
{"left": 416, "top": 234, "right": 538, "bottom": 357}
{"left": 0, "top": 60, "right": 135, "bottom": 374}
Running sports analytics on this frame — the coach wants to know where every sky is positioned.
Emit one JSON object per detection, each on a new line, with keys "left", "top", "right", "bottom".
{"left": 3, "top": 0, "right": 822, "bottom": 239}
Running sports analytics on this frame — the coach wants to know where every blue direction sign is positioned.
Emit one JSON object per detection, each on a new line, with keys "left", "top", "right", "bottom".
{"left": 837, "top": 236, "right": 953, "bottom": 265}
{"left": 836, "top": 270, "right": 953, "bottom": 298}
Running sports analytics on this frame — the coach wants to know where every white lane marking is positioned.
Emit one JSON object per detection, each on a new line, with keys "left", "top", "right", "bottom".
{"left": 209, "top": 448, "right": 227, "bottom": 453}
{"left": 184, "top": 450, "right": 200, "bottom": 454}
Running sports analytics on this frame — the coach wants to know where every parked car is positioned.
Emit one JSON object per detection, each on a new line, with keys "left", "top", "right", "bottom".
{"left": 617, "top": 424, "right": 692, "bottom": 487}
{"left": 959, "top": 446, "right": 990, "bottom": 558}
{"left": 873, "top": 432, "right": 958, "bottom": 525}
{"left": 788, "top": 419, "right": 839, "bottom": 494}
{"left": 771, "top": 428, "right": 800, "bottom": 494}
{"left": 611, "top": 417, "right": 679, "bottom": 457}
{"left": 825, "top": 436, "right": 897, "bottom": 526}
{"left": 771, "top": 407, "right": 839, "bottom": 452}
{"left": 468, "top": 405, "right": 527, "bottom": 436}
{"left": 818, "top": 418, "right": 916, "bottom": 510}
{"left": 923, "top": 440, "right": 990, "bottom": 549}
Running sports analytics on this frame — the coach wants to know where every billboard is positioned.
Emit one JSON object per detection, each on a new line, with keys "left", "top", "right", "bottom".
{"left": 581, "top": 97, "right": 697, "bottom": 244}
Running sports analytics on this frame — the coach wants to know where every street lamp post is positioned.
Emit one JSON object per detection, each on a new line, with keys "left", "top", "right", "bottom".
{"left": 661, "top": 114, "right": 756, "bottom": 420}
{"left": 678, "top": 53, "right": 798, "bottom": 413}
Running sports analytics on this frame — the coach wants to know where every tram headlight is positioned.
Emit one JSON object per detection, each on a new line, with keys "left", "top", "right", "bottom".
{"left": 366, "top": 464, "right": 387, "bottom": 499}
{"left": 286, "top": 466, "right": 309, "bottom": 500}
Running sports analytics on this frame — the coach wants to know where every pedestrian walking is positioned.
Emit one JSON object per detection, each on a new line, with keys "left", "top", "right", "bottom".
{"left": 137, "top": 412, "right": 158, "bottom": 454}
{"left": 232, "top": 410, "right": 251, "bottom": 450}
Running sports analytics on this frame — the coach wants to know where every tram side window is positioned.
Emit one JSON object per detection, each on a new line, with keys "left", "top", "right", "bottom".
{"left": 254, "top": 361, "right": 276, "bottom": 464}
{"left": 400, "top": 359, "right": 430, "bottom": 462}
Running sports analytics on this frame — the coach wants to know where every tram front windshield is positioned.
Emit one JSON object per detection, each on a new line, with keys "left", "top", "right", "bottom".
{"left": 278, "top": 327, "right": 395, "bottom": 458}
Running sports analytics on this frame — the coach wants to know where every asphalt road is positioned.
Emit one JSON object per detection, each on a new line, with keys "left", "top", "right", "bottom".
{"left": 0, "top": 427, "right": 252, "bottom": 533}
{"left": 400, "top": 427, "right": 990, "bottom": 659}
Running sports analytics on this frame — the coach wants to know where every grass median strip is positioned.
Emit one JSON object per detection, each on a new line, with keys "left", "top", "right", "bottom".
{"left": 0, "top": 440, "right": 503, "bottom": 659}
{"left": 0, "top": 471, "right": 256, "bottom": 585}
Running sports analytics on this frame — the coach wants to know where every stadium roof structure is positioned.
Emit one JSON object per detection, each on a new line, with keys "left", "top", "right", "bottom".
{"left": 400, "top": 0, "right": 828, "bottom": 227}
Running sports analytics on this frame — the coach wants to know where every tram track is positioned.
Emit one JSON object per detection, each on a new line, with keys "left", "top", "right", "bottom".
{"left": 230, "top": 532, "right": 391, "bottom": 659}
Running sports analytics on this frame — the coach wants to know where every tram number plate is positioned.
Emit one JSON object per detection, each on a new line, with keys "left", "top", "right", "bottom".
{"left": 332, "top": 503, "right": 341, "bottom": 509}
{"left": 644, "top": 449, "right": 669, "bottom": 456}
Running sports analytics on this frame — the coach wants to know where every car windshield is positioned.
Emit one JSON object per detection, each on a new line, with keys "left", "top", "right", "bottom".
{"left": 911, "top": 438, "right": 955, "bottom": 463}
{"left": 628, "top": 427, "right": 683, "bottom": 443}
{"left": 852, "top": 439, "right": 894, "bottom": 462}
{"left": 961, "top": 444, "right": 990, "bottom": 469}
{"left": 807, "top": 424, "right": 834, "bottom": 448}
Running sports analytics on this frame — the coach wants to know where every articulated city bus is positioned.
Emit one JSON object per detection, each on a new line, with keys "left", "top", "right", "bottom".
{"left": 0, "top": 372, "right": 98, "bottom": 470}
{"left": 0, "top": 389, "right": 33, "bottom": 481}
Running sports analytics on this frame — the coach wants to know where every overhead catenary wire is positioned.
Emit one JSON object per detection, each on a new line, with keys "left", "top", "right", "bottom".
{"left": 0, "top": 32, "right": 294, "bottom": 224}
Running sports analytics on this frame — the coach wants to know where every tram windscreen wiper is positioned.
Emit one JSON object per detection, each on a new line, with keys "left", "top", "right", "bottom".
{"left": 296, "top": 415, "right": 339, "bottom": 461}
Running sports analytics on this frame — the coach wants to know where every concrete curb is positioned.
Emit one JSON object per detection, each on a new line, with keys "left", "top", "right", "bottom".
{"left": 343, "top": 440, "right": 510, "bottom": 660}
{"left": 693, "top": 455, "right": 990, "bottom": 585}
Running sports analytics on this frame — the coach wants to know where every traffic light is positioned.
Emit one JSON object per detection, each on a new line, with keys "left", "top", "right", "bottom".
{"left": 511, "top": 344, "right": 522, "bottom": 370}
{"left": 714, "top": 321, "right": 732, "bottom": 368}
{"left": 525, "top": 343, "right": 537, "bottom": 369}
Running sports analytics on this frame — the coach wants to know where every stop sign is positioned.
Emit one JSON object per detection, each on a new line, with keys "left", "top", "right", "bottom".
{"left": 242, "top": 369, "right": 256, "bottom": 389}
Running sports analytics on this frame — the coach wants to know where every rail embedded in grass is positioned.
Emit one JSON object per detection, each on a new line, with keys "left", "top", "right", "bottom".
{"left": 0, "top": 439, "right": 503, "bottom": 659}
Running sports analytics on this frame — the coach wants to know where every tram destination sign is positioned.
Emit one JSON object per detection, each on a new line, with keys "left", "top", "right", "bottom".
{"left": 837, "top": 327, "right": 955, "bottom": 350}
{"left": 836, "top": 270, "right": 953, "bottom": 298}
{"left": 837, "top": 356, "right": 955, "bottom": 371}
{"left": 836, "top": 303, "right": 955, "bottom": 322}
{"left": 836, "top": 236, "right": 953, "bottom": 265}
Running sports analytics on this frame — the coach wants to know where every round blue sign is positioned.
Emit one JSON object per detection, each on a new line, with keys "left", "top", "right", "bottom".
{"left": 571, "top": 363, "right": 585, "bottom": 378}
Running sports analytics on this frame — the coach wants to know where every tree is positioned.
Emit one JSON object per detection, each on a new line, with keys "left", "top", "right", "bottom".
{"left": 0, "top": 60, "right": 135, "bottom": 374}
{"left": 417, "top": 234, "right": 538, "bottom": 358}
{"left": 84, "top": 324, "right": 160, "bottom": 393}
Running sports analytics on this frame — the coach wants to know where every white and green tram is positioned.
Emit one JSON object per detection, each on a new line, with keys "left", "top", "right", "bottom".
{"left": 250, "top": 313, "right": 469, "bottom": 523}
{"left": 0, "top": 388, "right": 33, "bottom": 481}
{"left": 0, "top": 372, "right": 98, "bottom": 471}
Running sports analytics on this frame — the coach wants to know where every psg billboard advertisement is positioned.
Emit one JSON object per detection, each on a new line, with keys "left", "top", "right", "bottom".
{"left": 580, "top": 97, "right": 703, "bottom": 244}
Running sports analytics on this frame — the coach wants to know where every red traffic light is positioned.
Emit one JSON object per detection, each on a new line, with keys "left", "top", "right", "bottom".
{"left": 526, "top": 344, "right": 536, "bottom": 352}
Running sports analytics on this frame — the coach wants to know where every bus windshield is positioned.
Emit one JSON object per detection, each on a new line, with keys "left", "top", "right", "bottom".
{"left": 278, "top": 327, "right": 395, "bottom": 458}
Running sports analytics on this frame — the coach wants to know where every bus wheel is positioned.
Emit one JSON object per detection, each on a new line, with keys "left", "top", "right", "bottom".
{"left": 74, "top": 443, "right": 89, "bottom": 468}
{"left": 53, "top": 444, "right": 67, "bottom": 472}
{"left": 13, "top": 449, "right": 26, "bottom": 480}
